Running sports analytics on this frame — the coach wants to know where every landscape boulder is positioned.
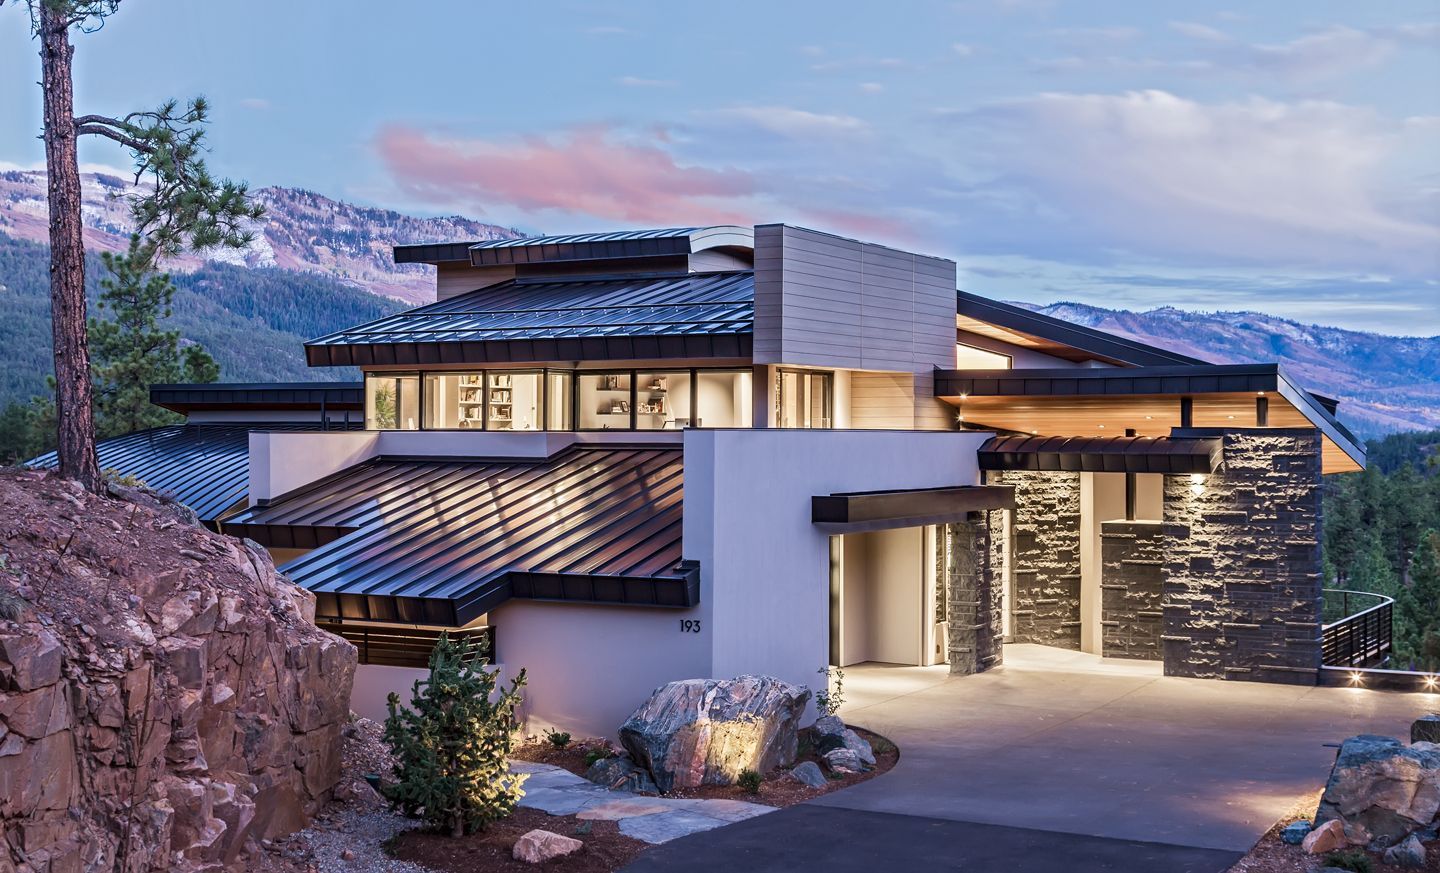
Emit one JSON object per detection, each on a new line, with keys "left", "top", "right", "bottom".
{"left": 0, "top": 470, "right": 357, "bottom": 872}
{"left": 822, "top": 748, "right": 867, "bottom": 775}
{"left": 619, "top": 675, "right": 810, "bottom": 793}
{"left": 513, "top": 829, "right": 583, "bottom": 864}
{"left": 1314, "top": 735, "right": 1440, "bottom": 848}
{"left": 585, "top": 753, "right": 659, "bottom": 795}
{"left": 1302, "top": 819, "right": 1347, "bottom": 854}
{"left": 1383, "top": 834, "right": 1427, "bottom": 869}
{"left": 1413, "top": 715, "right": 1440, "bottom": 745}
{"left": 788, "top": 761, "right": 828, "bottom": 789}
{"left": 1280, "top": 821, "right": 1311, "bottom": 845}
{"left": 812, "top": 715, "right": 875, "bottom": 768}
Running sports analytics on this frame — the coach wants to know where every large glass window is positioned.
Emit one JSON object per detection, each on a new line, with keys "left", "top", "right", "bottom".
{"left": 366, "top": 373, "right": 420, "bottom": 430}
{"left": 423, "top": 372, "right": 485, "bottom": 429}
{"left": 636, "top": 371, "right": 691, "bottom": 430}
{"left": 955, "top": 343, "right": 1012, "bottom": 369}
{"left": 694, "top": 371, "right": 752, "bottom": 428}
{"left": 578, "top": 372, "right": 632, "bottom": 430}
{"left": 487, "top": 372, "right": 541, "bottom": 431}
{"left": 546, "top": 371, "right": 573, "bottom": 430}
{"left": 778, "top": 369, "right": 833, "bottom": 429}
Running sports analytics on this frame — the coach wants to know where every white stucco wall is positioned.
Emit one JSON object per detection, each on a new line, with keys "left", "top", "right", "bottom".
{"left": 487, "top": 601, "right": 710, "bottom": 739}
{"left": 249, "top": 430, "right": 378, "bottom": 504}
{"left": 684, "top": 428, "right": 988, "bottom": 711}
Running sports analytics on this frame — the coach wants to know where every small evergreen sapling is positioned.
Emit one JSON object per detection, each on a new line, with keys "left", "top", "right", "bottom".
{"left": 382, "top": 632, "right": 528, "bottom": 837}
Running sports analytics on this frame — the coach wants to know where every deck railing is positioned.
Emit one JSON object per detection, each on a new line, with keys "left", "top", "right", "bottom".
{"left": 318, "top": 622, "right": 496, "bottom": 669}
{"left": 1321, "top": 589, "right": 1393, "bottom": 668}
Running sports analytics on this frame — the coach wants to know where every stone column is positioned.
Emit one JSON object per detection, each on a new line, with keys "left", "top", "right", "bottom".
{"left": 987, "top": 470, "right": 1082, "bottom": 650}
{"left": 1100, "top": 521, "right": 1165, "bottom": 660}
{"left": 1162, "top": 430, "right": 1323, "bottom": 685}
{"left": 945, "top": 519, "right": 1002, "bottom": 675}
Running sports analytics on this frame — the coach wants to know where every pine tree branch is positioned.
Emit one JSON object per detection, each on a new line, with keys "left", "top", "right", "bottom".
{"left": 73, "top": 122, "right": 148, "bottom": 152}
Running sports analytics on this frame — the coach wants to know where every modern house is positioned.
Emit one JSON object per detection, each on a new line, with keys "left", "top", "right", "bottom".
{"left": 42, "top": 224, "right": 1369, "bottom": 736}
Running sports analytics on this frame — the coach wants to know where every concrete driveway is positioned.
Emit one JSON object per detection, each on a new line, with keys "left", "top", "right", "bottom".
{"left": 626, "top": 645, "right": 1439, "bottom": 872}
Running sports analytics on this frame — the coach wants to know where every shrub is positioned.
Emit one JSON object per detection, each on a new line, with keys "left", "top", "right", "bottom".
{"left": 816, "top": 666, "right": 845, "bottom": 717}
{"left": 382, "top": 631, "right": 528, "bottom": 837}
{"left": 738, "top": 769, "right": 763, "bottom": 795}
{"left": 543, "top": 728, "right": 572, "bottom": 750}
{"left": 1323, "top": 850, "right": 1374, "bottom": 873}
{"left": 584, "top": 748, "right": 612, "bottom": 768}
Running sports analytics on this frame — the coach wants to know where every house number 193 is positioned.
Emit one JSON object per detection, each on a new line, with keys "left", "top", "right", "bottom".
{"left": 680, "top": 619, "right": 702, "bottom": 633}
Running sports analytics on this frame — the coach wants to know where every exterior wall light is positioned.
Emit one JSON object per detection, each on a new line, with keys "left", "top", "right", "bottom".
{"left": 1188, "top": 473, "right": 1206, "bottom": 496}
{"left": 1425, "top": 674, "right": 1438, "bottom": 691}
{"left": 1349, "top": 670, "right": 1364, "bottom": 686}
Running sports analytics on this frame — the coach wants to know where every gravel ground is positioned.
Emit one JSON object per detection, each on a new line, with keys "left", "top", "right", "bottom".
{"left": 250, "top": 718, "right": 430, "bottom": 873}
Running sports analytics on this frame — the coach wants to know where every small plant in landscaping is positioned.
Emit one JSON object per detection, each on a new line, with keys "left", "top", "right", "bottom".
{"left": 543, "top": 728, "right": 572, "bottom": 750}
{"left": 816, "top": 666, "right": 845, "bottom": 717}
{"left": 584, "top": 747, "right": 613, "bottom": 768}
{"left": 382, "top": 631, "right": 528, "bottom": 837}
{"left": 1323, "top": 850, "right": 1374, "bottom": 873}
{"left": 738, "top": 769, "right": 763, "bottom": 794}
{"left": 869, "top": 735, "right": 897, "bottom": 757}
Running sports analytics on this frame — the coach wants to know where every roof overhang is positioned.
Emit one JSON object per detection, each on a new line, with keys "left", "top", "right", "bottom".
{"left": 956, "top": 293, "right": 1206, "bottom": 367}
{"left": 468, "top": 226, "right": 754, "bottom": 268}
{"left": 978, "top": 435, "right": 1222, "bottom": 474}
{"left": 149, "top": 382, "right": 363, "bottom": 413}
{"left": 936, "top": 363, "right": 1364, "bottom": 474}
{"left": 305, "top": 332, "right": 753, "bottom": 368}
{"left": 812, "top": 485, "right": 1015, "bottom": 533}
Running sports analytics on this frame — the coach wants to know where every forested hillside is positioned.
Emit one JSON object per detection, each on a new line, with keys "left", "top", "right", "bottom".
{"left": 1324, "top": 429, "right": 1440, "bottom": 671}
{"left": 0, "top": 234, "right": 401, "bottom": 404}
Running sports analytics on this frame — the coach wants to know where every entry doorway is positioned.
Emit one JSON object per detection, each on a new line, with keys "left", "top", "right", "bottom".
{"left": 828, "top": 526, "right": 948, "bottom": 668}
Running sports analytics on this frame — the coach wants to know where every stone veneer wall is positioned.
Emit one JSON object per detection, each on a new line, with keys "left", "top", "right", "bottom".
{"left": 1162, "top": 430, "right": 1323, "bottom": 685}
{"left": 1100, "top": 520, "right": 1165, "bottom": 660}
{"left": 988, "top": 471, "right": 1082, "bottom": 649}
{"left": 945, "top": 518, "right": 1003, "bottom": 675}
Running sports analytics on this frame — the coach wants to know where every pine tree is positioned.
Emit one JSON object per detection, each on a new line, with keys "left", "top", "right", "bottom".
{"left": 89, "top": 235, "right": 219, "bottom": 438}
{"left": 4, "top": 0, "right": 263, "bottom": 492}
{"left": 382, "top": 633, "right": 528, "bottom": 837}
{"left": 1396, "top": 531, "right": 1440, "bottom": 672}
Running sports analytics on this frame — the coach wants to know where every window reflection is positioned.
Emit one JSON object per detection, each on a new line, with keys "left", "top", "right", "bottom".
{"left": 366, "top": 373, "right": 419, "bottom": 430}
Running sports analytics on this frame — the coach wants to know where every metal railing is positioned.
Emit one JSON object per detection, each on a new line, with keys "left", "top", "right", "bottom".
{"left": 318, "top": 622, "right": 496, "bottom": 669}
{"left": 1321, "top": 589, "right": 1393, "bottom": 668}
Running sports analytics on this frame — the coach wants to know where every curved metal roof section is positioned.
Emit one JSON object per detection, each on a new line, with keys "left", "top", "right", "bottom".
{"left": 304, "top": 271, "right": 755, "bottom": 367}
{"left": 27, "top": 423, "right": 349, "bottom": 524}
{"left": 465, "top": 226, "right": 754, "bottom": 267}
{"left": 222, "top": 446, "right": 692, "bottom": 626}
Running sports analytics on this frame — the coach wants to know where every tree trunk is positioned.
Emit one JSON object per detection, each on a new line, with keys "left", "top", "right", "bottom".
{"left": 38, "top": 5, "right": 101, "bottom": 493}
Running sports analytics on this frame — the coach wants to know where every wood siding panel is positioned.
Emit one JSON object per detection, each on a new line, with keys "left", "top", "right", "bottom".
{"left": 851, "top": 371, "right": 915, "bottom": 429}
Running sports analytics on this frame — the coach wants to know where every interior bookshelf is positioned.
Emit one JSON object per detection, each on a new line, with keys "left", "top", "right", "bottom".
{"left": 457, "top": 374, "right": 485, "bottom": 428}
{"left": 488, "top": 373, "right": 513, "bottom": 428}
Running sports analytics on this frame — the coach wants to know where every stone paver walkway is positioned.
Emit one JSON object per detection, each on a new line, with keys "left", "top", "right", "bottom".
{"left": 511, "top": 761, "right": 776, "bottom": 844}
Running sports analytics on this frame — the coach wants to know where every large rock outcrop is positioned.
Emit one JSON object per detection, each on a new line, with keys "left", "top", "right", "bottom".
{"left": 1314, "top": 735, "right": 1440, "bottom": 848}
{"left": 619, "top": 675, "right": 809, "bottom": 793}
{"left": 0, "top": 470, "right": 357, "bottom": 871}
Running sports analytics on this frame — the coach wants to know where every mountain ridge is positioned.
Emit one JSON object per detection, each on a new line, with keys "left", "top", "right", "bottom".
{"left": 0, "top": 171, "right": 1434, "bottom": 439}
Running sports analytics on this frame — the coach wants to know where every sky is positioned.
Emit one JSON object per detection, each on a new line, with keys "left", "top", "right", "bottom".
{"left": 1, "top": 0, "right": 1438, "bottom": 335}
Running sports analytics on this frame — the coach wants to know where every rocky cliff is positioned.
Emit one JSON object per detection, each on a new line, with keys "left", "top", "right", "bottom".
{"left": 0, "top": 469, "right": 357, "bottom": 872}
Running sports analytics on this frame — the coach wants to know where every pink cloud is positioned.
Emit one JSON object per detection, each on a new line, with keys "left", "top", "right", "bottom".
{"left": 376, "top": 124, "right": 756, "bottom": 226}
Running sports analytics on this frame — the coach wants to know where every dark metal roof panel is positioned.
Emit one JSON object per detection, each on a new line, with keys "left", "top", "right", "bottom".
{"left": 26, "top": 423, "right": 354, "bottom": 523}
{"left": 956, "top": 292, "right": 1207, "bottom": 368}
{"left": 223, "top": 447, "right": 691, "bottom": 624}
{"left": 305, "top": 272, "right": 755, "bottom": 366}
{"left": 977, "top": 435, "right": 1223, "bottom": 474}
{"left": 149, "top": 382, "right": 363, "bottom": 412}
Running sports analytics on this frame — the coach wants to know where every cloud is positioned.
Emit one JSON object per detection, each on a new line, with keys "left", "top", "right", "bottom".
{"left": 1168, "top": 23, "right": 1399, "bottom": 81}
{"left": 859, "top": 83, "right": 885, "bottom": 94}
{"left": 239, "top": 97, "right": 270, "bottom": 110}
{"left": 1168, "top": 21, "right": 1229, "bottom": 42}
{"left": 616, "top": 76, "right": 675, "bottom": 88}
{"left": 697, "top": 106, "right": 870, "bottom": 138}
{"left": 375, "top": 124, "right": 755, "bottom": 226}
{"left": 945, "top": 90, "right": 1439, "bottom": 277}
{"left": 951, "top": 42, "right": 975, "bottom": 56}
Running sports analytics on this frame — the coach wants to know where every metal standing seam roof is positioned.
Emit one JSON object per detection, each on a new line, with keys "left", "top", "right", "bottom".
{"left": 977, "top": 435, "right": 1223, "bottom": 474}
{"left": 304, "top": 271, "right": 755, "bottom": 367}
{"left": 222, "top": 446, "right": 694, "bottom": 627}
{"left": 26, "top": 423, "right": 355, "bottom": 524}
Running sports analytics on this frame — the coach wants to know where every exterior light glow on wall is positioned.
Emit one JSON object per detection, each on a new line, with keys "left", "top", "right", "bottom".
{"left": 1189, "top": 473, "right": 1207, "bottom": 496}
{"left": 1425, "top": 674, "right": 1438, "bottom": 690}
{"left": 1349, "top": 671, "right": 1364, "bottom": 686}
